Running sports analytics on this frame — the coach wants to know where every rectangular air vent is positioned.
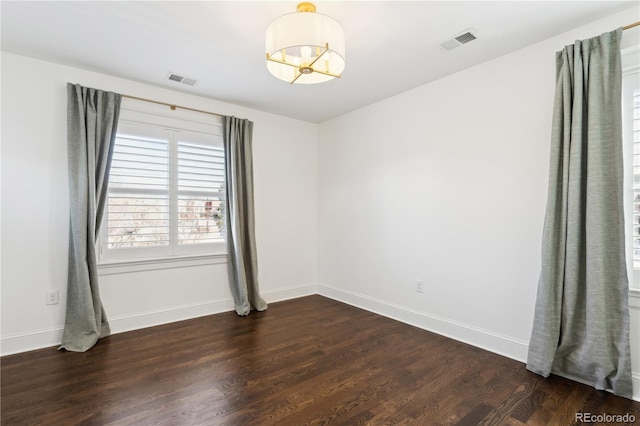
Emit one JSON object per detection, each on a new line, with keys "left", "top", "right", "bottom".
{"left": 440, "top": 28, "right": 478, "bottom": 51}
{"left": 167, "top": 73, "right": 198, "bottom": 86}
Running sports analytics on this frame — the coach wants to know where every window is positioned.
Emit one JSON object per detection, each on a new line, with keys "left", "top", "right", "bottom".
{"left": 100, "top": 99, "right": 225, "bottom": 263}
{"left": 622, "top": 44, "right": 640, "bottom": 289}
{"left": 631, "top": 87, "right": 640, "bottom": 267}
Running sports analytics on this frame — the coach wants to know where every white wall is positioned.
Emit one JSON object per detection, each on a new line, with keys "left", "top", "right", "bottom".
{"left": 1, "top": 52, "right": 318, "bottom": 355}
{"left": 317, "top": 7, "right": 639, "bottom": 400}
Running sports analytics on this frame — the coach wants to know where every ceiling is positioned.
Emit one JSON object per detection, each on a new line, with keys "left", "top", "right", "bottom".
{"left": 1, "top": 1, "right": 636, "bottom": 123}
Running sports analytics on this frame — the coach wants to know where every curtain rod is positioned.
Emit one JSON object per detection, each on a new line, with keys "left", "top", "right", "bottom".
{"left": 623, "top": 21, "right": 640, "bottom": 30}
{"left": 121, "top": 94, "right": 223, "bottom": 118}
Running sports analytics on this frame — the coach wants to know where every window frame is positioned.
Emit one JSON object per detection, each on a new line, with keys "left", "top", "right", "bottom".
{"left": 98, "top": 98, "right": 226, "bottom": 266}
{"left": 622, "top": 43, "right": 640, "bottom": 290}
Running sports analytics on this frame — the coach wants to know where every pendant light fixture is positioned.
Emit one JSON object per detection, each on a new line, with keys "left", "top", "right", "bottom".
{"left": 265, "top": 2, "right": 346, "bottom": 84}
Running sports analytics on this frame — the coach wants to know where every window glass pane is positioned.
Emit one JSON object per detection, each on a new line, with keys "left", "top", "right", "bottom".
{"left": 177, "top": 141, "right": 225, "bottom": 245}
{"left": 107, "top": 134, "right": 170, "bottom": 248}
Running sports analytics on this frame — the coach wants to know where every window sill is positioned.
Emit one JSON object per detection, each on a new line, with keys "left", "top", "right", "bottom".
{"left": 98, "top": 253, "right": 227, "bottom": 276}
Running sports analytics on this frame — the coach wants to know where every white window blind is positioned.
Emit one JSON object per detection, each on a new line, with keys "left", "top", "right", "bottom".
{"left": 100, "top": 99, "right": 225, "bottom": 263}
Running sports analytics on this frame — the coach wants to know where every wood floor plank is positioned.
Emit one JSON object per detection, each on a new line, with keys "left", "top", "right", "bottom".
{"left": 2, "top": 295, "right": 638, "bottom": 425}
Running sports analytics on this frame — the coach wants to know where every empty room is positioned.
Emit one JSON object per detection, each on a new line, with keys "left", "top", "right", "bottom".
{"left": 1, "top": 1, "right": 639, "bottom": 424}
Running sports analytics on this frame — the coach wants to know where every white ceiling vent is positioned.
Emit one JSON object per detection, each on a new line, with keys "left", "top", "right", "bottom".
{"left": 167, "top": 73, "right": 198, "bottom": 86}
{"left": 440, "top": 29, "right": 478, "bottom": 51}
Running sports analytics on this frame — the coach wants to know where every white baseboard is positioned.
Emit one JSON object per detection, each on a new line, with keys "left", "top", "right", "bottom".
{"left": 317, "top": 284, "right": 529, "bottom": 363}
{"left": 0, "top": 284, "right": 317, "bottom": 356}
{"left": 1, "top": 326, "right": 65, "bottom": 357}
{"left": 264, "top": 283, "right": 318, "bottom": 304}
{"left": 634, "top": 373, "right": 640, "bottom": 402}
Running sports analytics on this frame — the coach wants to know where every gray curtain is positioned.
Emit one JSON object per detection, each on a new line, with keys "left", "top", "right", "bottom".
{"left": 61, "top": 83, "right": 121, "bottom": 352}
{"left": 223, "top": 116, "right": 268, "bottom": 316}
{"left": 527, "top": 28, "right": 633, "bottom": 398}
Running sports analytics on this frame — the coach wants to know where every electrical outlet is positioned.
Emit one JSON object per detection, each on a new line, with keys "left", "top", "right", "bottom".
{"left": 416, "top": 280, "right": 424, "bottom": 293}
{"left": 46, "top": 290, "right": 59, "bottom": 305}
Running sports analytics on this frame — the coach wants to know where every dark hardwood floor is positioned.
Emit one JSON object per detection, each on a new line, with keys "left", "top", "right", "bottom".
{"left": 2, "top": 295, "right": 638, "bottom": 425}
